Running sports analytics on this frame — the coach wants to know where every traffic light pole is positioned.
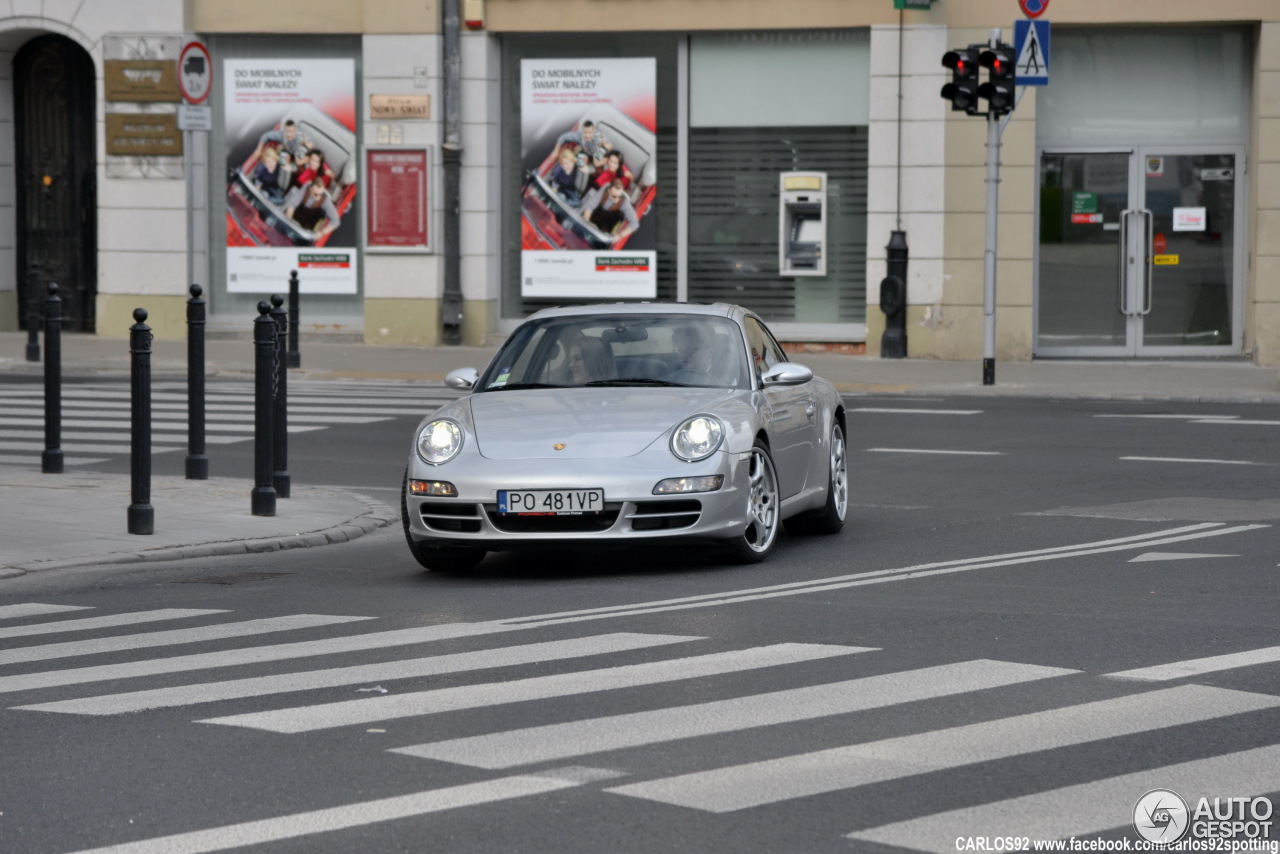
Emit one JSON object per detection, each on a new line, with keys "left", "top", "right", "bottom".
{"left": 981, "top": 29, "right": 1001, "bottom": 386}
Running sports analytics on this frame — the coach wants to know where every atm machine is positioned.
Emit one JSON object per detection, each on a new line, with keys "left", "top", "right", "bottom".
{"left": 779, "top": 171, "right": 827, "bottom": 277}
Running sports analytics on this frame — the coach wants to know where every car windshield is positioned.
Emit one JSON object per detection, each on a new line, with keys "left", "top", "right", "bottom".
{"left": 479, "top": 313, "right": 749, "bottom": 391}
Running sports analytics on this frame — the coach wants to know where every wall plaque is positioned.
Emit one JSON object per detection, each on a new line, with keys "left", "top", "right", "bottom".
{"left": 106, "top": 113, "right": 183, "bottom": 156}
{"left": 105, "top": 59, "right": 180, "bottom": 102}
{"left": 370, "top": 94, "right": 430, "bottom": 120}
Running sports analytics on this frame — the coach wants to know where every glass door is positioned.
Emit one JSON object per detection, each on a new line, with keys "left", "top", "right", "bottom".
{"left": 1036, "top": 148, "right": 1242, "bottom": 356}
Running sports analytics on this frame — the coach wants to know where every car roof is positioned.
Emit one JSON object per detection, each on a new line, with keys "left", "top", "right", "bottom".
{"left": 525, "top": 302, "right": 744, "bottom": 322}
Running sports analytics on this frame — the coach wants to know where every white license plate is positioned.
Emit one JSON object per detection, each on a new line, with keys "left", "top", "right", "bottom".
{"left": 497, "top": 488, "right": 604, "bottom": 516}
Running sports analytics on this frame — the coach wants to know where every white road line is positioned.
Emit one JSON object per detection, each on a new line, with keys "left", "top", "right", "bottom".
{"left": 59, "top": 773, "right": 585, "bottom": 854}
{"left": 867, "top": 448, "right": 1003, "bottom": 456}
{"left": 852, "top": 408, "right": 982, "bottom": 415}
{"left": 392, "top": 659, "right": 1074, "bottom": 770}
{"left": 846, "top": 744, "right": 1280, "bottom": 852}
{"left": 197, "top": 643, "right": 873, "bottom": 734}
{"left": 1105, "top": 645, "right": 1280, "bottom": 682}
{"left": 606, "top": 685, "right": 1280, "bottom": 813}
{"left": 0, "top": 603, "right": 93, "bottom": 621}
{"left": 1121, "top": 456, "right": 1261, "bottom": 465}
{"left": 494, "top": 523, "right": 1251, "bottom": 628}
{"left": 0, "top": 622, "right": 524, "bottom": 693}
{"left": 1127, "top": 552, "right": 1237, "bottom": 563}
{"left": 0, "top": 614, "right": 372, "bottom": 666}
{"left": 0, "top": 608, "right": 226, "bottom": 639}
{"left": 0, "top": 454, "right": 108, "bottom": 466}
{"left": 15, "top": 633, "right": 702, "bottom": 715}
{"left": 1095, "top": 414, "right": 1239, "bottom": 420}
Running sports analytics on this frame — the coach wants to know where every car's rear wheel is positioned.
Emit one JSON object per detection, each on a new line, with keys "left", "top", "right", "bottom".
{"left": 722, "top": 441, "right": 780, "bottom": 564}
{"left": 401, "top": 469, "right": 486, "bottom": 572}
{"left": 785, "top": 421, "right": 848, "bottom": 535}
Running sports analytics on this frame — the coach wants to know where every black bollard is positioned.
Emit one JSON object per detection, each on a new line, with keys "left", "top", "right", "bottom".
{"left": 880, "top": 230, "right": 909, "bottom": 359}
{"left": 251, "top": 301, "right": 277, "bottom": 517}
{"left": 287, "top": 270, "right": 301, "bottom": 368}
{"left": 25, "top": 267, "right": 40, "bottom": 362}
{"left": 270, "top": 293, "right": 290, "bottom": 498}
{"left": 186, "top": 284, "right": 209, "bottom": 480}
{"left": 128, "top": 308, "right": 154, "bottom": 535}
{"left": 41, "top": 283, "right": 63, "bottom": 474}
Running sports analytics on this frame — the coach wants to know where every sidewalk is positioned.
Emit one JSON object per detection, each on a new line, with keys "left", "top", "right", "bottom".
{"left": 2, "top": 330, "right": 1277, "bottom": 578}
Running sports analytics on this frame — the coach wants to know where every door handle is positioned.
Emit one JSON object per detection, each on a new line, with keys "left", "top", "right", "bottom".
{"left": 805, "top": 403, "right": 816, "bottom": 420}
{"left": 1119, "top": 209, "right": 1132, "bottom": 316}
{"left": 1140, "top": 208, "right": 1154, "bottom": 316}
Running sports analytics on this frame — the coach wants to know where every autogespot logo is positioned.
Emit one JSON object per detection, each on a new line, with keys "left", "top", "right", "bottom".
{"left": 1134, "top": 789, "right": 1192, "bottom": 843}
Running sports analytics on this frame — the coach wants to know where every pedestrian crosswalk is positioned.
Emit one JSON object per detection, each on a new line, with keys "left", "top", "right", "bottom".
{"left": 0, "top": 379, "right": 456, "bottom": 467}
{"left": 2, "top": 603, "right": 1277, "bottom": 853}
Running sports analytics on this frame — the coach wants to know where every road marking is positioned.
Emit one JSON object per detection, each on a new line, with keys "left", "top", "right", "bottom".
{"left": 1105, "top": 644, "right": 1280, "bottom": 682}
{"left": 846, "top": 744, "right": 1280, "bottom": 852}
{"left": 852, "top": 408, "right": 982, "bottom": 415}
{"left": 58, "top": 772, "right": 588, "bottom": 854}
{"left": 0, "top": 608, "right": 226, "bottom": 639}
{"left": 0, "top": 614, "right": 372, "bottom": 666}
{"left": 198, "top": 644, "right": 873, "bottom": 734}
{"left": 1121, "top": 456, "right": 1262, "bottom": 465}
{"left": 866, "top": 448, "right": 1003, "bottom": 456}
{"left": 392, "top": 659, "right": 1075, "bottom": 770}
{"left": 0, "top": 454, "right": 108, "bottom": 465}
{"left": 607, "top": 685, "right": 1280, "bottom": 812}
{"left": 1127, "top": 552, "right": 1237, "bottom": 563}
{"left": 493, "top": 523, "right": 1264, "bottom": 628}
{"left": 0, "top": 623, "right": 525, "bottom": 693}
{"left": 1095, "top": 414, "right": 1239, "bottom": 420}
{"left": 14, "top": 633, "right": 702, "bottom": 715}
{"left": 0, "top": 603, "right": 93, "bottom": 621}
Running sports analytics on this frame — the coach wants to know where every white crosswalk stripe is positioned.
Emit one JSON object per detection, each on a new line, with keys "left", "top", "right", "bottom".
{"left": 0, "top": 603, "right": 93, "bottom": 620}
{"left": 195, "top": 643, "right": 873, "bottom": 733}
{"left": 392, "top": 659, "right": 1076, "bottom": 770}
{"left": 604, "top": 684, "right": 1280, "bottom": 812}
{"left": 0, "top": 613, "right": 372, "bottom": 665}
{"left": 0, "top": 379, "right": 456, "bottom": 465}
{"left": 5, "top": 607, "right": 1280, "bottom": 853}
{"left": 15, "top": 632, "right": 703, "bottom": 715}
{"left": 847, "top": 745, "right": 1280, "bottom": 851}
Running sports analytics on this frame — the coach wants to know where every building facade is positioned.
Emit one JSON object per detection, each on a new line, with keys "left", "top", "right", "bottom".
{"left": 0, "top": 0, "right": 1277, "bottom": 364}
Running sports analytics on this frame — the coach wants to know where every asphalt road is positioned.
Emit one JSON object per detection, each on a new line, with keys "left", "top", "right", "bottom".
{"left": 1, "top": 393, "right": 1278, "bottom": 854}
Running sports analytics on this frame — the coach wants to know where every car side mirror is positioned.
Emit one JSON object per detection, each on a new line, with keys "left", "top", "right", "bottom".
{"left": 445, "top": 367, "right": 480, "bottom": 391}
{"left": 761, "top": 362, "right": 813, "bottom": 387}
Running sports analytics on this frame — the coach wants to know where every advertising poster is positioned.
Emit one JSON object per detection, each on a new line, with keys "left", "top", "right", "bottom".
{"left": 520, "top": 57, "right": 657, "bottom": 299}
{"left": 224, "top": 59, "right": 358, "bottom": 294}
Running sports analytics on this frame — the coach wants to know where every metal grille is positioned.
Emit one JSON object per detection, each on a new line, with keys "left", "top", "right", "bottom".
{"left": 687, "top": 126, "right": 867, "bottom": 324}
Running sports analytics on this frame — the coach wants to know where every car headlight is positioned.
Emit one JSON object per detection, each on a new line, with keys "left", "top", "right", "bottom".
{"left": 417, "top": 419, "right": 463, "bottom": 465}
{"left": 670, "top": 415, "right": 724, "bottom": 462}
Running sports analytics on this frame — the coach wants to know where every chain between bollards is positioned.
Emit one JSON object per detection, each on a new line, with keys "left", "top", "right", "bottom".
{"left": 271, "top": 293, "right": 290, "bottom": 498}
{"left": 128, "top": 308, "right": 154, "bottom": 535}
{"left": 251, "top": 301, "right": 277, "bottom": 517}
{"left": 25, "top": 267, "right": 40, "bottom": 362}
{"left": 42, "top": 283, "right": 63, "bottom": 474}
{"left": 186, "top": 284, "right": 208, "bottom": 480}
{"left": 287, "top": 270, "right": 301, "bottom": 368}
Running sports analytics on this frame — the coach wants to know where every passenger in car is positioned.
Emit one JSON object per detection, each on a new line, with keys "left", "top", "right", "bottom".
{"left": 592, "top": 150, "right": 633, "bottom": 191}
{"left": 568, "top": 338, "right": 615, "bottom": 384}
{"left": 252, "top": 147, "right": 287, "bottom": 204}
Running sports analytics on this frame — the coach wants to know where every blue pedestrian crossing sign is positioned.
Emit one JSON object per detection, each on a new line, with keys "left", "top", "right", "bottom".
{"left": 1014, "top": 19, "right": 1050, "bottom": 86}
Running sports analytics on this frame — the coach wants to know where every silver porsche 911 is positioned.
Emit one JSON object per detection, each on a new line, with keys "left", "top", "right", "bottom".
{"left": 401, "top": 302, "right": 848, "bottom": 570}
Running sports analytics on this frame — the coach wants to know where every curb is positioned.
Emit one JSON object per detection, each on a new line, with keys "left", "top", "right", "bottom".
{"left": 0, "top": 492, "right": 398, "bottom": 579}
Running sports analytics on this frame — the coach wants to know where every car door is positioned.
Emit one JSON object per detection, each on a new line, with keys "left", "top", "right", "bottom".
{"left": 745, "top": 316, "right": 815, "bottom": 498}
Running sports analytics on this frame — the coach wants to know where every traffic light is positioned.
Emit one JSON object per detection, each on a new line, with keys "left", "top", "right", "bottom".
{"left": 978, "top": 44, "right": 1017, "bottom": 115}
{"left": 940, "top": 48, "right": 980, "bottom": 114}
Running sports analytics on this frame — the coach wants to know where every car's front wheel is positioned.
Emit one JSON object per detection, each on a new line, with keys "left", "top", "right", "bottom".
{"left": 721, "top": 440, "right": 780, "bottom": 564}
{"left": 786, "top": 420, "right": 848, "bottom": 535}
{"left": 401, "top": 469, "right": 486, "bottom": 572}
